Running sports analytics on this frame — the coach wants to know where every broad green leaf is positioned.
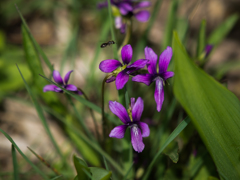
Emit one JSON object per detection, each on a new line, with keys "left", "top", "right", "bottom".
{"left": 197, "top": 20, "right": 206, "bottom": 58}
{"left": 142, "top": 116, "right": 191, "bottom": 180}
{"left": 73, "top": 155, "right": 91, "bottom": 180}
{"left": 208, "top": 14, "right": 238, "bottom": 45}
{"left": 176, "top": 18, "right": 188, "bottom": 44}
{"left": 0, "top": 128, "right": 48, "bottom": 179}
{"left": 89, "top": 167, "right": 112, "bottom": 180}
{"left": 12, "top": 144, "right": 19, "bottom": 180}
{"left": 173, "top": 31, "right": 240, "bottom": 179}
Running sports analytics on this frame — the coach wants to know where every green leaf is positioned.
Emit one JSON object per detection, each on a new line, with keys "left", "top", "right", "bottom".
{"left": 73, "top": 155, "right": 91, "bottom": 180}
{"left": 197, "top": 20, "right": 206, "bottom": 58}
{"left": 0, "top": 128, "right": 48, "bottom": 179}
{"left": 163, "top": 140, "right": 179, "bottom": 163}
{"left": 142, "top": 116, "right": 191, "bottom": 180}
{"left": 173, "top": 31, "right": 240, "bottom": 179}
{"left": 12, "top": 144, "right": 19, "bottom": 180}
{"left": 208, "top": 14, "right": 238, "bottom": 45}
{"left": 89, "top": 167, "right": 112, "bottom": 180}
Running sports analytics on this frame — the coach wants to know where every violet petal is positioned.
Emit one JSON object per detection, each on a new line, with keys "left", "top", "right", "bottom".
{"left": 132, "top": 74, "right": 153, "bottom": 86}
{"left": 139, "top": 122, "right": 150, "bottom": 137}
{"left": 65, "top": 84, "right": 78, "bottom": 91}
{"left": 132, "top": 97, "right": 144, "bottom": 122}
{"left": 162, "top": 71, "right": 174, "bottom": 80}
{"left": 64, "top": 70, "right": 73, "bottom": 84}
{"left": 154, "top": 77, "right": 164, "bottom": 112}
{"left": 106, "top": 76, "right": 116, "bottom": 83}
{"left": 53, "top": 70, "right": 63, "bottom": 84}
{"left": 159, "top": 46, "right": 173, "bottom": 74}
{"left": 109, "top": 100, "right": 131, "bottom": 124}
{"left": 99, "top": 59, "right": 122, "bottom": 73}
{"left": 130, "top": 97, "right": 135, "bottom": 109}
{"left": 54, "top": 87, "right": 63, "bottom": 93}
{"left": 109, "top": 125, "right": 128, "bottom": 138}
{"left": 43, "top": 84, "right": 58, "bottom": 92}
{"left": 118, "top": 2, "right": 133, "bottom": 15}
{"left": 115, "top": 70, "right": 129, "bottom": 90}
{"left": 145, "top": 47, "right": 157, "bottom": 75}
{"left": 115, "top": 16, "right": 122, "bottom": 29}
{"left": 126, "top": 59, "right": 148, "bottom": 74}
{"left": 131, "top": 125, "right": 145, "bottom": 153}
{"left": 135, "top": 10, "right": 150, "bottom": 22}
{"left": 133, "top": 1, "right": 151, "bottom": 10}
{"left": 76, "top": 90, "right": 83, "bottom": 95}
{"left": 121, "top": 44, "right": 133, "bottom": 65}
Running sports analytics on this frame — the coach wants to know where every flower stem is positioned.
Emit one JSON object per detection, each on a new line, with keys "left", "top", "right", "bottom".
{"left": 107, "top": 0, "right": 118, "bottom": 59}
{"left": 67, "top": 95, "right": 96, "bottom": 142}
{"left": 118, "top": 19, "right": 132, "bottom": 58}
{"left": 101, "top": 74, "right": 112, "bottom": 139}
{"left": 78, "top": 88, "right": 101, "bottom": 142}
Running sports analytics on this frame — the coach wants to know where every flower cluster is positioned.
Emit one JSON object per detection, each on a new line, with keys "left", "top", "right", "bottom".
{"left": 98, "top": 0, "right": 151, "bottom": 33}
{"left": 44, "top": 44, "right": 174, "bottom": 153}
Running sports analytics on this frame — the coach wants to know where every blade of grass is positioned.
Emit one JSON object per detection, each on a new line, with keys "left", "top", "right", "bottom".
{"left": 142, "top": 116, "right": 191, "bottom": 180}
{"left": 16, "top": 65, "right": 64, "bottom": 163}
{"left": 50, "top": 175, "right": 63, "bottom": 180}
{"left": 122, "top": 162, "right": 134, "bottom": 180}
{"left": 103, "top": 156, "right": 109, "bottom": 171}
{"left": 66, "top": 95, "right": 96, "bottom": 142}
{"left": 107, "top": 0, "right": 118, "bottom": 59}
{"left": 42, "top": 106, "right": 124, "bottom": 175}
{"left": 89, "top": 21, "right": 109, "bottom": 84}
{"left": 15, "top": 4, "right": 53, "bottom": 72}
{"left": 27, "top": 147, "right": 60, "bottom": 176}
{"left": 196, "top": 20, "right": 206, "bottom": 58}
{"left": 12, "top": 144, "right": 19, "bottom": 180}
{"left": 0, "top": 128, "right": 48, "bottom": 179}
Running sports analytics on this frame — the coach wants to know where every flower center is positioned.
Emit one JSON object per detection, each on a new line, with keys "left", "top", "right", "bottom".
{"left": 127, "top": 105, "right": 133, "bottom": 122}
{"left": 112, "top": 64, "right": 127, "bottom": 76}
{"left": 153, "top": 76, "right": 165, "bottom": 86}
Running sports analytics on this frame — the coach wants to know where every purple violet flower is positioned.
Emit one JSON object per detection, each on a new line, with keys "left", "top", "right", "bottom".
{"left": 43, "top": 70, "right": 82, "bottom": 95}
{"left": 132, "top": 46, "right": 174, "bottom": 112}
{"left": 99, "top": 44, "right": 148, "bottom": 90}
{"left": 98, "top": 0, "right": 151, "bottom": 33}
{"left": 109, "top": 97, "right": 150, "bottom": 153}
{"left": 204, "top": 44, "right": 213, "bottom": 58}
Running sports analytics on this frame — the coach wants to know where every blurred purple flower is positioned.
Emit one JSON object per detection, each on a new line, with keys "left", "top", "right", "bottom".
{"left": 43, "top": 70, "right": 82, "bottom": 95}
{"left": 99, "top": 44, "right": 148, "bottom": 90}
{"left": 109, "top": 97, "right": 150, "bottom": 153}
{"left": 204, "top": 44, "right": 213, "bottom": 58}
{"left": 132, "top": 46, "right": 174, "bottom": 112}
{"left": 98, "top": 0, "right": 151, "bottom": 33}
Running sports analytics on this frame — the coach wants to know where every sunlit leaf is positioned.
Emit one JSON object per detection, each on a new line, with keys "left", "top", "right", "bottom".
{"left": 173, "top": 31, "right": 240, "bottom": 179}
{"left": 89, "top": 167, "right": 112, "bottom": 180}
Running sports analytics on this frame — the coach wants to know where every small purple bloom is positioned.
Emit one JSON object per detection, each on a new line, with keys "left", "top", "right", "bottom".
{"left": 43, "top": 70, "right": 82, "bottom": 95}
{"left": 99, "top": 44, "right": 148, "bottom": 90}
{"left": 132, "top": 46, "right": 174, "bottom": 112}
{"left": 204, "top": 44, "right": 213, "bottom": 58}
{"left": 98, "top": 0, "right": 151, "bottom": 33}
{"left": 109, "top": 97, "right": 150, "bottom": 153}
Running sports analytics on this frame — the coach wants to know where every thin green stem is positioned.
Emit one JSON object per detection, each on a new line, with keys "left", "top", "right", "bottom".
{"left": 78, "top": 88, "right": 101, "bottom": 142}
{"left": 67, "top": 95, "right": 95, "bottom": 142}
{"left": 118, "top": 19, "right": 132, "bottom": 58}
{"left": 101, "top": 74, "right": 112, "bottom": 139}
{"left": 107, "top": 0, "right": 118, "bottom": 59}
